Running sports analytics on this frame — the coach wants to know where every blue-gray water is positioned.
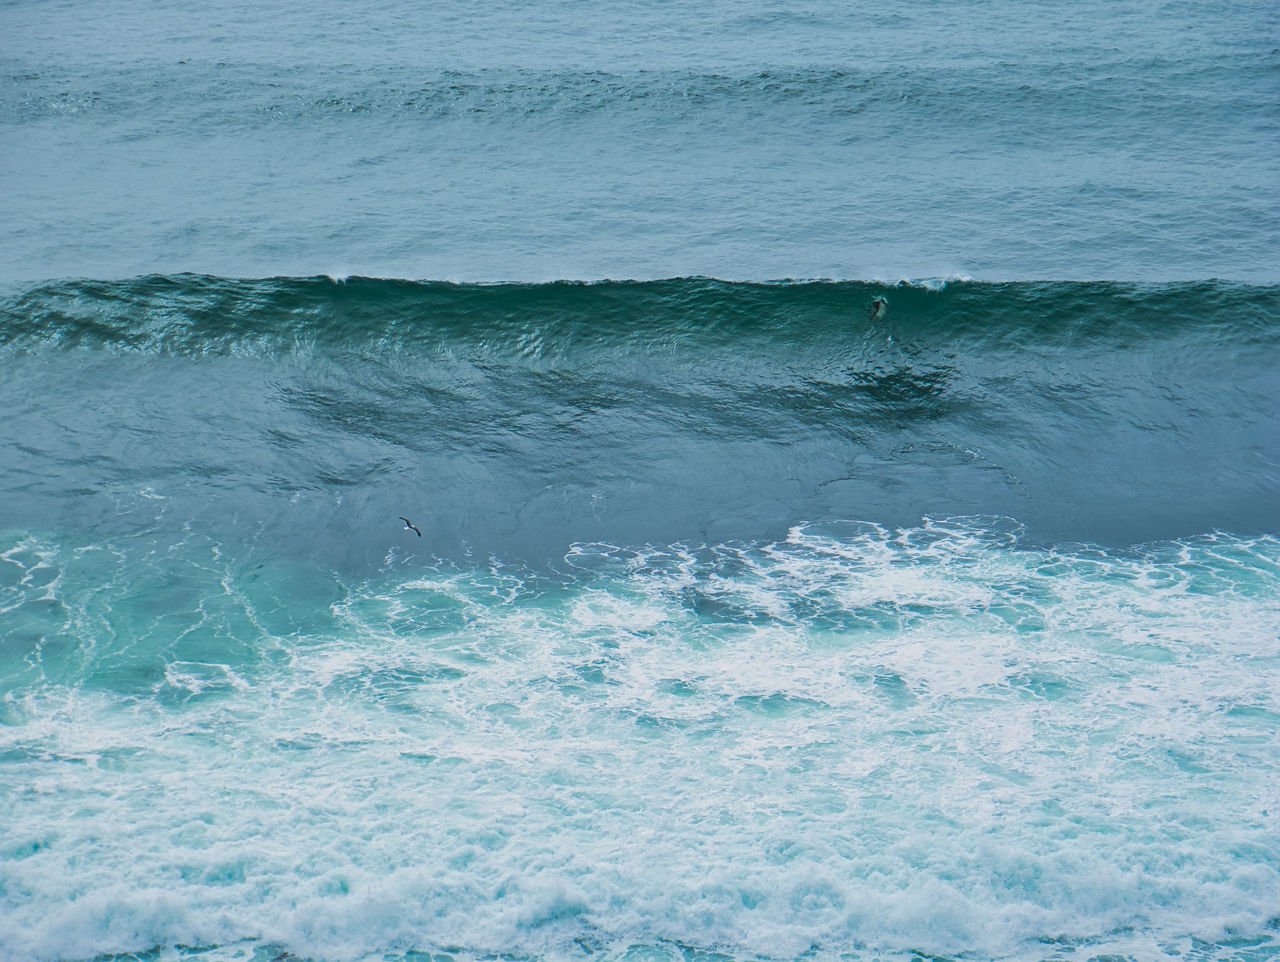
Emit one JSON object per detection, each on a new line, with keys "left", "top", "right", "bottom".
{"left": 2, "top": 2, "right": 1279, "bottom": 961}
{"left": 3, "top": 0, "right": 1278, "bottom": 283}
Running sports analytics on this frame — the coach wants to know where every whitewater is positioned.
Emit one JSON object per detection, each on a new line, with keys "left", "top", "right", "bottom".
{"left": 0, "top": 519, "right": 1277, "bottom": 962}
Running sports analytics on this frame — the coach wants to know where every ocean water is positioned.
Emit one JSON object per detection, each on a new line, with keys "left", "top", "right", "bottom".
{"left": 3, "top": 0, "right": 1279, "bottom": 283}
{"left": 2, "top": 3, "right": 1279, "bottom": 962}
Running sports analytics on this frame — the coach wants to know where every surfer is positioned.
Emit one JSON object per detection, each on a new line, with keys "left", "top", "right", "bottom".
{"left": 868, "top": 296, "right": 889, "bottom": 321}
{"left": 399, "top": 516, "right": 422, "bottom": 537}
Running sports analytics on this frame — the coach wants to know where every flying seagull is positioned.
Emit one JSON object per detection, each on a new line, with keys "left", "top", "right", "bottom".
{"left": 399, "top": 516, "right": 422, "bottom": 537}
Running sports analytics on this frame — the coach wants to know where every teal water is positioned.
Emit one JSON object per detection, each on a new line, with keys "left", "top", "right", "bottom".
{"left": 3, "top": 521, "right": 1280, "bottom": 961}
{"left": 2, "top": 1, "right": 1280, "bottom": 960}
{"left": 2, "top": 277, "right": 1278, "bottom": 960}
{"left": 2, "top": 277, "right": 1277, "bottom": 559}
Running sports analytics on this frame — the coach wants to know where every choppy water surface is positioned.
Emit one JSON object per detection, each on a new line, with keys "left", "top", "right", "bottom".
{"left": 2, "top": 0, "right": 1278, "bottom": 283}
{"left": 2, "top": 0, "right": 1279, "bottom": 959}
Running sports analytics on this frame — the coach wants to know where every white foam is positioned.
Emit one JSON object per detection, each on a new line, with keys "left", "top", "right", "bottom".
{"left": 2, "top": 524, "right": 1278, "bottom": 961}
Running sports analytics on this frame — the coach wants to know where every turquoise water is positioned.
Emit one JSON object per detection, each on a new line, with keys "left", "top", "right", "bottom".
{"left": 2, "top": 1, "right": 1280, "bottom": 960}
{"left": 4, "top": 522, "right": 1279, "bottom": 961}
{"left": 2, "top": 276, "right": 1278, "bottom": 961}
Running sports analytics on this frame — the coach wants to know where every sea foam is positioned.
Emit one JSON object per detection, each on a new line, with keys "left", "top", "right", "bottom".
{"left": 2, "top": 521, "right": 1277, "bottom": 960}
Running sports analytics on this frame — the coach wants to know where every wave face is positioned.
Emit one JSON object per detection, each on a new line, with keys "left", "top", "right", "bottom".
{"left": 2, "top": 275, "right": 1277, "bottom": 564}
{"left": 2, "top": 274, "right": 1280, "bottom": 961}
